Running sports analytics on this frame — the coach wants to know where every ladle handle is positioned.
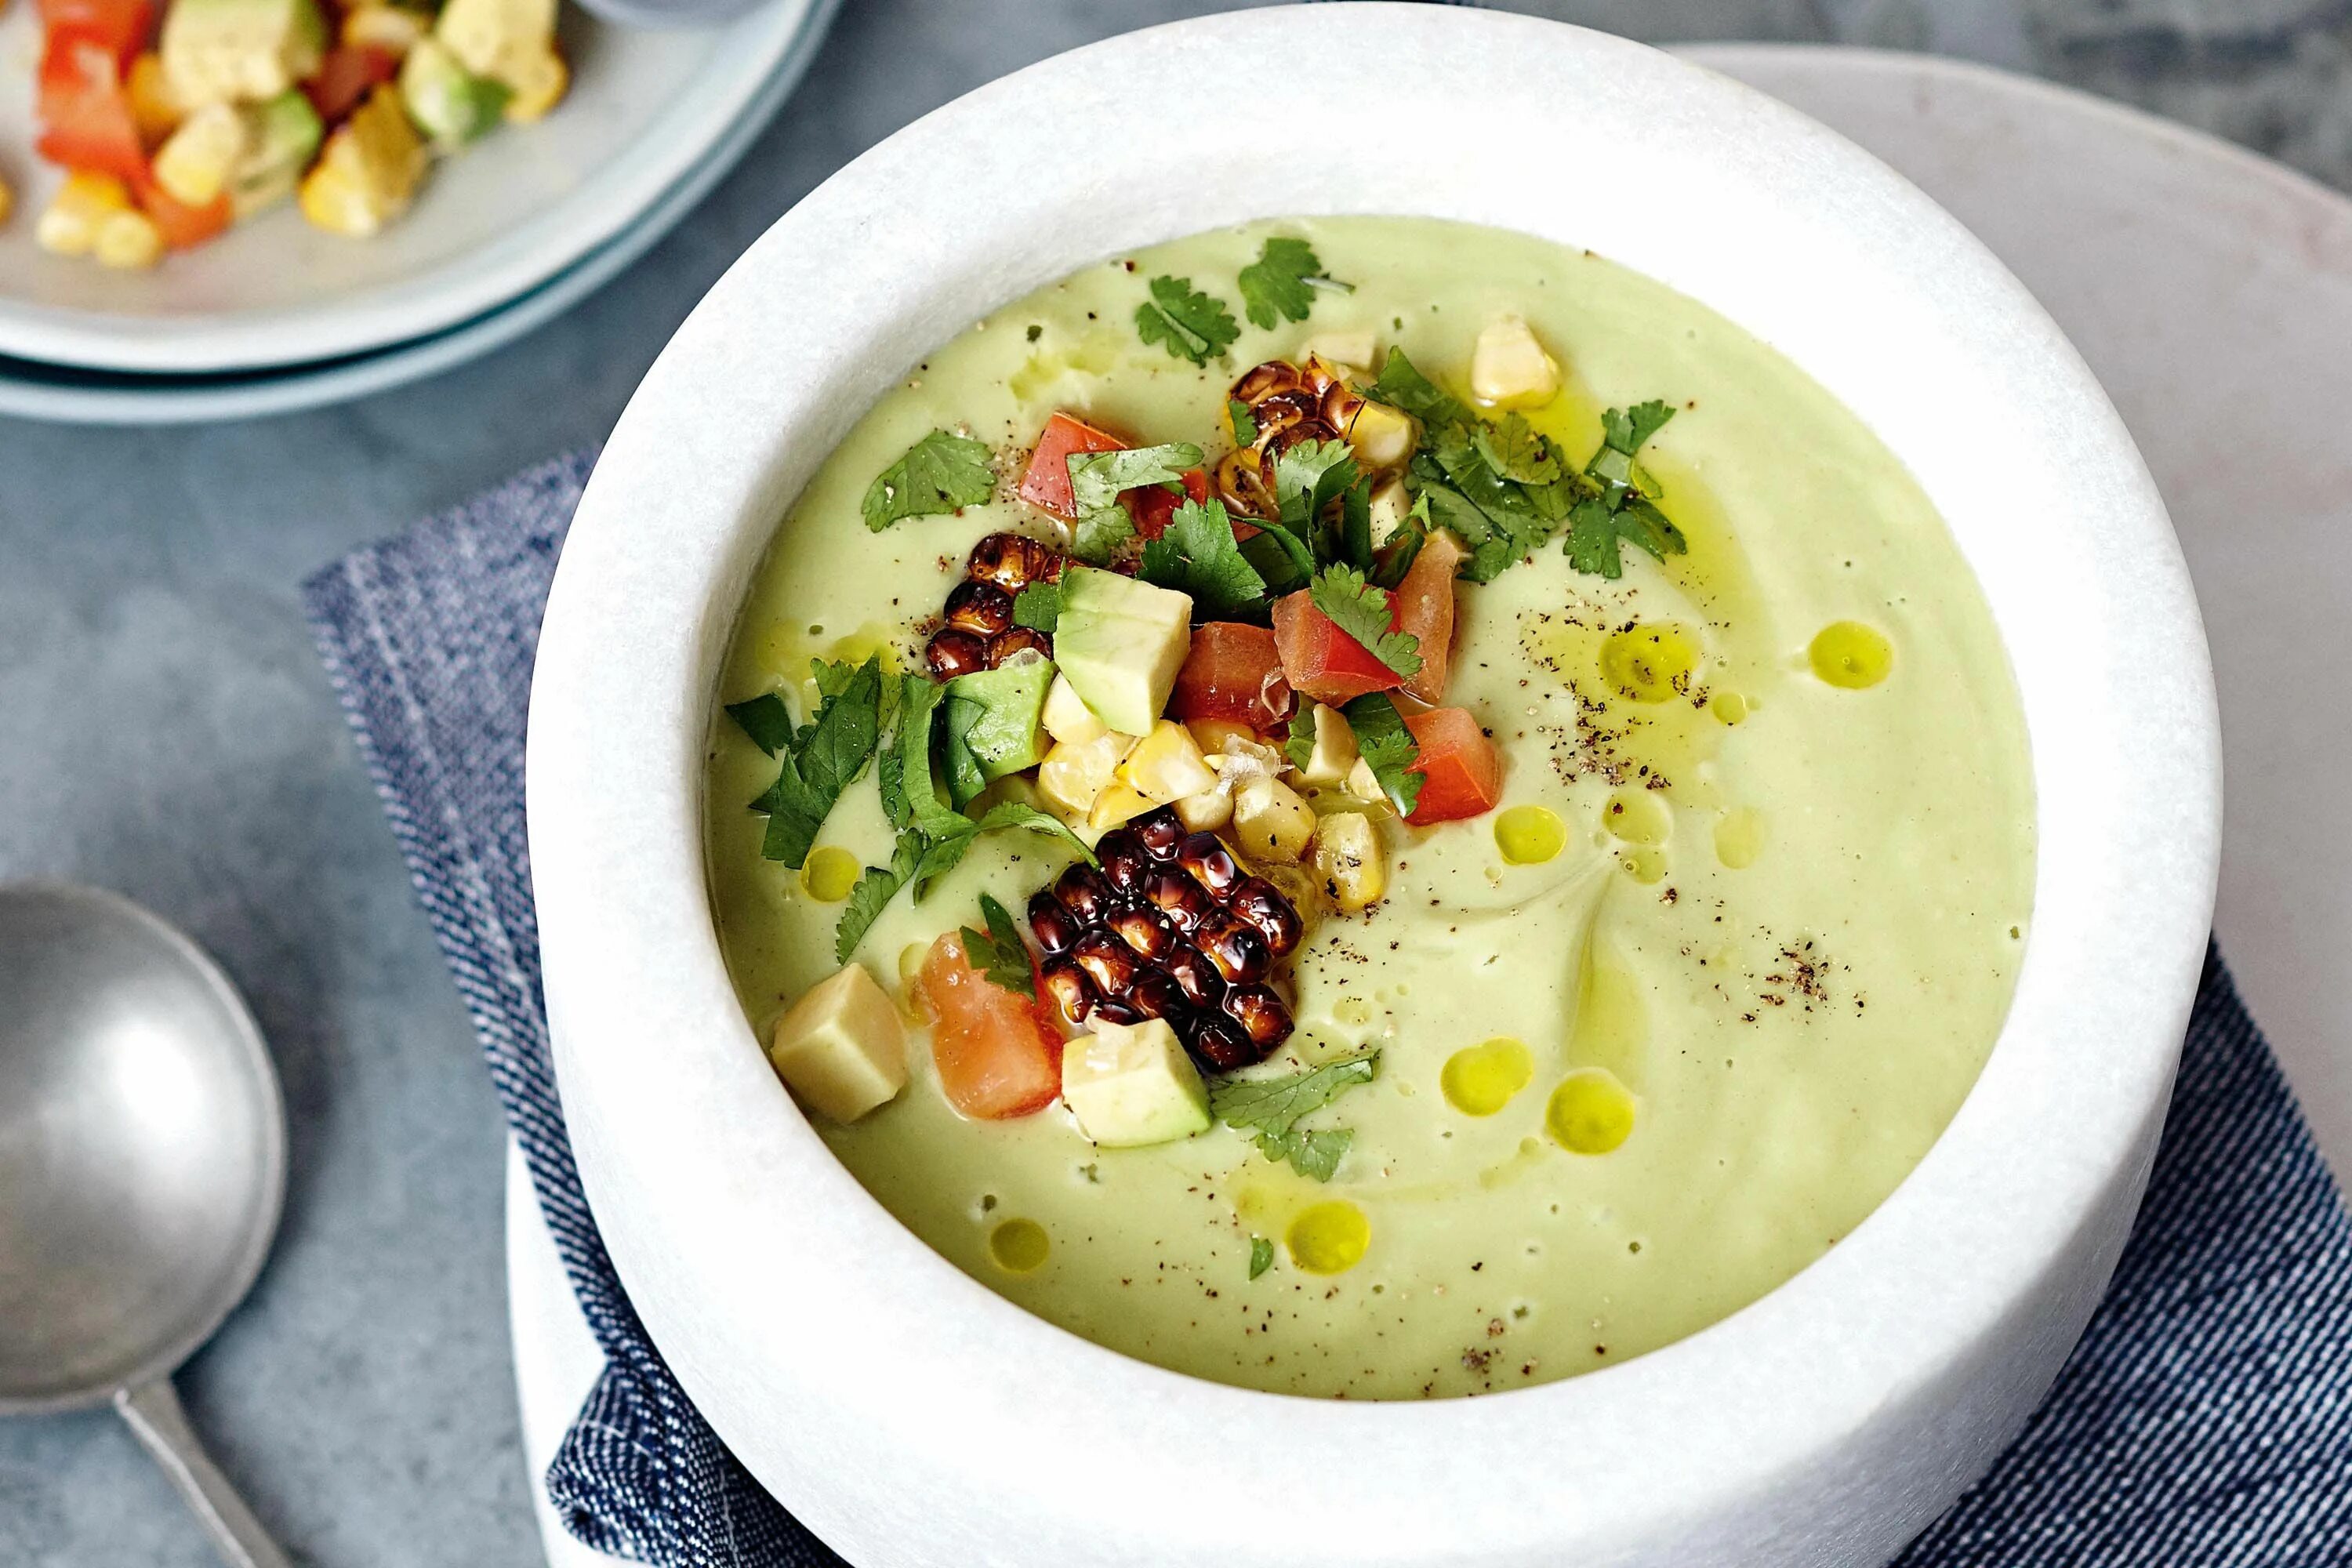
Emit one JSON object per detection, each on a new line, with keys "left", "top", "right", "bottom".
{"left": 115, "top": 1379, "right": 293, "bottom": 1568}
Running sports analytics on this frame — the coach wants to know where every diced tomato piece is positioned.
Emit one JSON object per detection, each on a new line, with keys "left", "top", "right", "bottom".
{"left": 1271, "top": 589, "right": 1403, "bottom": 706}
{"left": 37, "top": 32, "right": 146, "bottom": 181}
{"left": 1018, "top": 412, "right": 1127, "bottom": 521}
{"left": 1395, "top": 529, "right": 1466, "bottom": 705}
{"left": 1171, "top": 622, "right": 1292, "bottom": 731}
{"left": 39, "top": 0, "right": 156, "bottom": 64}
{"left": 307, "top": 45, "right": 403, "bottom": 126}
{"left": 132, "top": 172, "right": 231, "bottom": 250}
{"left": 919, "top": 933, "right": 1063, "bottom": 1120}
{"left": 1129, "top": 467, "right": 1211, "bottom": 540}
{"left": 1403, "top": 707, "right": 1502, "bottom": 825}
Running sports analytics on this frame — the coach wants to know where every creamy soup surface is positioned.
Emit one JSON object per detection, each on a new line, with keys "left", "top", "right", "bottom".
{"left": 706, "top": 216, "right": 2034, "bottom": 1399}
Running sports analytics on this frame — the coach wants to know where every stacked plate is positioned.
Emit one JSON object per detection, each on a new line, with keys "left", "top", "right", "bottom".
{"left": 0, "top": 0, "right": 839, "bottom": 423}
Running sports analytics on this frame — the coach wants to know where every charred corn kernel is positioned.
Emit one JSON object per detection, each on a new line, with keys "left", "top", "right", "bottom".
{"left": 1036, "top": 729, "right": 1138, "bottom": 822}
{"left": 1232, "top": 775, "right": 1315, "bottom": 863}
{"left": 502, "top": 48, "right": 568, "bottom": 123}
{"left": 35, "top": 172, "right": 135, "bottom": 258}
{"left": 1301, "top": 329, "right": 1377, "bottom": 372}
{"left": 343, "top": 2, "right": 430, "bottom": 53}
{"left": 1042, "top": 674, "right": 1107, "bottom": 746}
{"left": 299, "top": 86, "right": 426, "bottom": 238}
{"left": 1119, "top": 720, "right": 1218, "bottom": 804}
{"left": 1172, "top": 789, "right": 1232, "bottom": 833}
{"left": 1087, "top": 782, "right": 1155, "bottom": 833}
{"left": 153, "top": 102, "right": 249, "bottom": 206}
{"left": 1313, "top": 811, "right": 1385, "bottom": 913}
{"left": 1347, "top": 398, "right": 1417, "bottom": 469}
{"left": 127, "top": 53, "right": 184, "bottom": 146}
{"left": 1470, "top": 314, "right": 1560, "bottom": 408}
{"left": 1292, "top": 704, "right": 1358, "bottom": 789}
{"left": 93, "top": 210, "right": 165, "bottom": 270}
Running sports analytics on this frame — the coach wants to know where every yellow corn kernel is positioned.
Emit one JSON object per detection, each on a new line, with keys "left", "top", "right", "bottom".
{"left": 36, "top": 172, "right": 135, "bottom": 259}
{"left": 1119, "top": 720, "right": 1218, "bottom": 805}
{"left": 1087, "top": 782, "right": 1155, "bottom": 833}
{"left": 1313, "top": 811, "right": 1386, "bottom": 913}
{"left": 1036, "top": 729, "right": 1138, "bottom": 822}
{"left": 1290, "top": 703, "right": 1357, "bottom": 789}
{"left": 437, "top": 0, "right": 556, "bottom": 87}
{"left": 1172, "top": 789, "right": 1232, "bottom": 833}
{"left": 1042, "top": 674, "right": 1106, "bottom": 746}
{"left": 1301, "top": 329, "right": 1377, "bottom": 372}
{"left": 0, "top": 172, "right": 12, "bottom": 229}
{"left": 1232, "top": 776, "right": 1316, "bottom": 863}
{"left": 1346, "top": 398, "right": 1417, "bottom": 469}
{"left": 1367, "top": 477, "right": 1414, "bottom": 545}
{"left": 1470, "top": 314, "right": 1560, "bottom": 408}
{"left": 127, "top": 53, "right": 185, "bottom": 147}
{"left": 503, "top": 49, "right": 568, "bottom": 123}
{"left": 153, "top": 101, "right": 249, "bottom": 207}
{"left": 299, "top": 86, "right": 427, "bottom": 238}
{"left": 343, "top": 3, "right": 430, "bottom": 53}
{"left": 93, "top": 210, "right": 165, "bottom": 270}
{"left": 1184, "top": 718, "right": 1258, "bottom": 758}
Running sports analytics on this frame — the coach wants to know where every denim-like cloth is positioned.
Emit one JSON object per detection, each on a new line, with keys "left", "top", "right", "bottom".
{"left": 305, "top": 448, "right": 2352, "bottom": 1567}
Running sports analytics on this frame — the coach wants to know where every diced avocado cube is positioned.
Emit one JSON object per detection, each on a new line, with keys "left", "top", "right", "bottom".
{"left": 945, "top": 652, "right": 1055, "bottom": 785}
{"left": 767, "top": 965, "right": 907, "bottom": 1124}
{"left": 1053, "top": 567, "right": 1192, "bottom": 737}
{"left": 435, "top": 0, "right": 557, "bottom": 93}
{"left": 1062, "top": 1018, "right": 1210, "bottom": 1148}
{"left": 160, "top": 0, "right": 328, "bottom": 108}
{"left": 227, "top": 90, "right": 321, "bottom": 219}
{"left": 399, "top": 38, "right": 512, "bottom": 151}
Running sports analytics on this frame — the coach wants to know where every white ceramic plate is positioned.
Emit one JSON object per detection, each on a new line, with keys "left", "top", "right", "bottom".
{"left": 0, "top": 2, "right": 836, "bottom": 426}
{"left": 507, "top": 42, "right": 2352, "bottom": 1566}
{"left": 0, "top": 0, "right": 829, "bottom": 375}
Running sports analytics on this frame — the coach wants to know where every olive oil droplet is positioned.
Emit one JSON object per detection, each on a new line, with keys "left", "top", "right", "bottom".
{"left": 1809, "top": 622, "right": 1893, "bottom": 689}
{"left": 1599, "top": 623, "right": 1703, "bottom": 704}
{"left": 1442, "top": 1038, "right": 1535, "bottom": 1116}
{"left": 1602, "top": 789, "right": 1670, "bottom": 846}
{"left": 800, "top": 845, "right": 862, "bottom": 902}
{"left": 1287, "top": 1201, "right": 1371, "bottom": 1275}
{"left": 1548, "top": 1069, "right": 1637, "bottom": 1155}
{"left": 989, "top": 1218, "right": 1051, "bottom": 1272}
{"left": 1494, "top": 804, "right": 1566, "bottom": 865}
{"left": 1714, "top": 808, "right": 1765, "bottom": 870}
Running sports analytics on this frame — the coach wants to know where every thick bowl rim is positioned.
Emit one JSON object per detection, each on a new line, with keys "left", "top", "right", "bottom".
{"left": 528, "top": 7, "right": 2220, "bottom": 1562}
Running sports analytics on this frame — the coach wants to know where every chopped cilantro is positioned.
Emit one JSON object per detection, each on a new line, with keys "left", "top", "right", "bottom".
{"left": 1273, "top": 437, "right": 1359, "bottom": 531}
{"left": 1308, "top": 565, "right": 1421, "bottom": 679}
{"left": 1474, "top": 413, "right": 1563, "bottom": 485}
{"left": 722, "top": 693, "right": 795, "bottom": 756}
{"left": 861, "top": 431, "right": 996, "bottom": 532}
{"left": 941, "top": 696, "right": 991, "bottom": 808}
{"left": 1065, "top": 443, "right": 1202, "bottom": 567}
{"left": 894, "top": 676, "right": 969, "bottom": 839}
{"left": 1370, "top": 496, "right": 1429, "bottom": 590}
{"left": 1138, "top": 499, "right": 1266, "bottom": 617}
{"left": 746, "top": 656, "right": 887, "bottom": 868}
{"left": 1342, "top": 692, "right": 1425, "bottom": 816}
{"left": 958, "top": 893, "right": 1036, "bottom": 1000}
{"left": 1283, "top": 704, "right": 1318, "bottom": 771}
{"left": 1011, "top": 580, "right": 1062, "bottom": 633}
{"left": 1134, "top": 275, "right": 1239, "bottom": 366}
{"left": 1228, "top": 397, "right": 1259, "bottom": 447}
{"left": 1237, "top": 236, "right": 1350, "bottom": 331}
{"left": 833, "top": 834, "right": 924, "bottom": 964}
{"left": 1363, "top": 347, "right": 1467, "bottom": 428}
{"left": 1562, "top": 402, "right": 1686, "bottom": 579}
{"left": 1248, "top": 1236, "right": 1274, "bottom": 1279}
{"left": 1209, "top": 1049, "right": 1381, "bottom": 1182}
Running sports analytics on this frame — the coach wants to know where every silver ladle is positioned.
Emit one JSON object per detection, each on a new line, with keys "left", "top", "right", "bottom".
{"left": 0, "top": 884, "right": 292, "bottom": 1568}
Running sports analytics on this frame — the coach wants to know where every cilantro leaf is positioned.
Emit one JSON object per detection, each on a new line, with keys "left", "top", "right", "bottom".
{"left": 833, "top": 833, "right": 925, "bottom": 964}
{"left": 862, "top": 431, "right": 996, "bottom": 532}
{"left": 1134, "top": 276, "right": 1239, "bottom": 366}
{"left": 894, "top": 676, "right": 969, "bottom": 839}
{"left": 1138, "top": 499, "right": 1267, "bottom": 617}
{"left": 1561, "top": 404, "right": 1686, "bottom": 579}
{"left": 1209, "top": 1050, "right": 1380, "bottom": 1181}
{"left": 1342, "top": 692, "right": 1425, "bottom": 816}
{"left": 747, "top": 656, "right": 886, "bottom": 868}
{"left": 1237, "top": 237, "right": 1350, "bottom": 330}
{"left": 1248, "top": 1236, "right": 1274, "bottom": 1279}
{"left": 1363, "top": 347, "right": 1467, "bottom": 429}
{"left": 1273, "top": 438, "right": 1359, "bottom": 531}
{"left": 1370, "top": 496, "right": 1429, "bottom": 590}
{"left": 1308, "top": 565, "right": 1421, "bottom": 679}
{"left": 1603, "top": 400, "right": 1677, "bottom": 457}
{"left": 1228, "top": 398, "right": 1259, "bottom": 447}
{"left": 1283, "top": 704, "right": 1318, "bottom": 771}
{"left": 723, "top": 693, "right": 795, "bottom": 756}
{"left": 1066, "top": 443, "right": 1203, "bottom": 518}
{"left": 906, "top": 802, "right": 1095, "bottom": 905}
{"left": 958, "top": 893, "right": 1036, "bottom": 1000}
{"left": 1475, "top": 413, "right": 1563, "bottom": 485}
{"left": 1072, "top": 506, "right": 1136, "bottom": 566}
{"left": 1011, "top": 580, "right": 1062, "bottom": 633}
{"left": 1237, "top": 517, "right": 1315, "bottom": 595}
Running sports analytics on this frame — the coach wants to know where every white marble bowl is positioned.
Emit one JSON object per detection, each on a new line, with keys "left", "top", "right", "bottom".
{"left": 527, "top": 8, "right": 2221, "bottom": 1565}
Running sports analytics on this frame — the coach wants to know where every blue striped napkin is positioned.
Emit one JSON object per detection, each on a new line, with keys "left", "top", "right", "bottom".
{"left": 304, "top": 449, "right": 2352, "bottom": 1566}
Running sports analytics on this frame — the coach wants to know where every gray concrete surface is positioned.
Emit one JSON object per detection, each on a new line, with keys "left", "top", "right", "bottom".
{"left": 3, "top": 1, "right": 2342, "bottom": 1563}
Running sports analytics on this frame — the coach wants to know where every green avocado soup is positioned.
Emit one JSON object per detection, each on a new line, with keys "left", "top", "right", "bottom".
{"left": 705, "top": 216, "right": 2034, "bottom": 1400}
